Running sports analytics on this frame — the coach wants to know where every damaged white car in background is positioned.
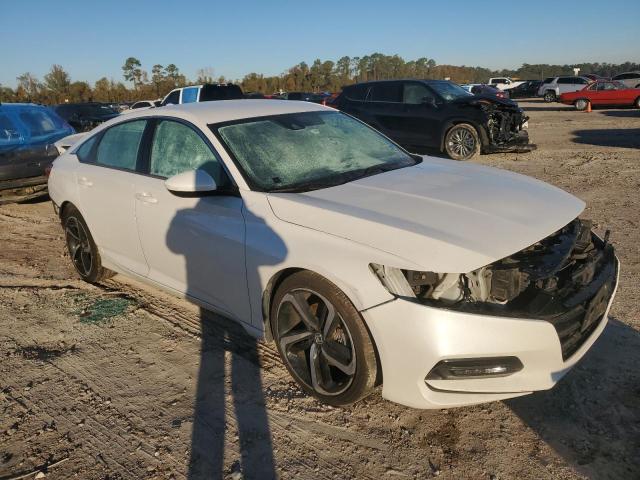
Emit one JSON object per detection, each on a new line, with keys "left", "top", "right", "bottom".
{"left": 48, "top": 101, "right": 619, "bottom": 408}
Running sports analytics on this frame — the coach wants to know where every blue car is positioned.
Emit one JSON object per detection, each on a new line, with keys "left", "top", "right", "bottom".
{"left": 0, "top": 103, "right": 74, "bottom": 203}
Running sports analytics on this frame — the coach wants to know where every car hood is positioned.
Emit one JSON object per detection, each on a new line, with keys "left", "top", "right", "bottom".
{"left": 267, "top": 157, "right": 585, "bottom": 273}
{"left": 454, "top": 94, "right": 518, "bottom": 109}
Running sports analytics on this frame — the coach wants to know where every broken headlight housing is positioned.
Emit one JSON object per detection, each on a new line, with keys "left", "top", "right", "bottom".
{"left": 370, "top": 218, "right": 614, "bottom": 310}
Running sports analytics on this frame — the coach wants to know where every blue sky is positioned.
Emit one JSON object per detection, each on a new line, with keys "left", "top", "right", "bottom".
{"left": 1, "top": 0, "right": 639, "bottom": 88}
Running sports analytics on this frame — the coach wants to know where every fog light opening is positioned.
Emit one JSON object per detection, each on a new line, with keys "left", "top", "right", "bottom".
{"left": 426, "top": 356, "right": 524, "bottom": 380}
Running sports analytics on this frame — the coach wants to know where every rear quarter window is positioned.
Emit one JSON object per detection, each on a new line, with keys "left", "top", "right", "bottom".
{"left": 343, "top": 85, "right": 368, "bottom": 101}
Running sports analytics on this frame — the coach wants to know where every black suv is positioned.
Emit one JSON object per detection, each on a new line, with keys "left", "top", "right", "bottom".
{"left": 52, "top": 103, "right": 120, "bottom": 132}
{"left": 334, "top": 80, "right": 533, "bottom": 160}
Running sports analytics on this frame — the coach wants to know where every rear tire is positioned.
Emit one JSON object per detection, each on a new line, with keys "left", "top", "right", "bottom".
{"left": 444, "top": 124, "right": 480, "bottom": 161}
{"left": 575, "top": 99, "right": 589, "bottom": 111}
{"left": 635, "top": 97, "right": 640, "bottom": 109}
{"left": 544, "top": 91, "right": 556, "bottom": 102}
{"left": 62, "top": 205, "right": 113, "bottom": 283}
{"left": 271, "top": 271, "right": 378, "bottom": 406}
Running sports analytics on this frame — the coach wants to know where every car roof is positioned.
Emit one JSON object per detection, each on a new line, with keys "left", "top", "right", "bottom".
{"left": 0, "top": 102, "right": 48, "bottom": 109}
{"left": 117, "top": 99, "right": 330, "bottom": 125}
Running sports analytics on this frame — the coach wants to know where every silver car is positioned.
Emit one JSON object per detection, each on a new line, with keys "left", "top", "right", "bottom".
{"left": 611, "top": 72, "right": 640, "bottom": 89}
{"left": 537, "top": 76, "right": 592, "bottom": 102}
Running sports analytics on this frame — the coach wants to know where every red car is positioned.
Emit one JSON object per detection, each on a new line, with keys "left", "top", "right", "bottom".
{"left": 560, "top": 80, "right": 640, "bottom": 110}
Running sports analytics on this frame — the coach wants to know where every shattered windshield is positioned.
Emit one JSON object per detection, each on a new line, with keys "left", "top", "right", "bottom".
{"left": 212, "top": 111, "right": 417, "bottom": 192}
{"left": 429, "top": 81, "right": 473, "bottom": 101}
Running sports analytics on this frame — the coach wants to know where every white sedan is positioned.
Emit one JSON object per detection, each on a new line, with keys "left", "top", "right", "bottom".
{"left": 48, "top": 100, "right": 618, "bottom": 408}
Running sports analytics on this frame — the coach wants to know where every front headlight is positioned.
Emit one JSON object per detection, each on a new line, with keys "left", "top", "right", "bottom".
{"left": 369, "top": 264, "right": 465, "bottom": 302}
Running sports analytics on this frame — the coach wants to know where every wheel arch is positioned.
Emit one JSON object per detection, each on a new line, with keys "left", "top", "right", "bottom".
{"left": 261, "top": 267, "right": 305, "bottom": 341}
{"left": 262, "top": 266, "right": 384, "bottom": 385}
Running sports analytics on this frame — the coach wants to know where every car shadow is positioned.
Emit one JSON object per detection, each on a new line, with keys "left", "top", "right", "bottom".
{"left": 571, "top": 128, "right": 640, "bottom": 149}
{"left": 520, "top": 104, "right": 572, "bottom": 112}
{"left": 507, "top": 318, "right": 640, "bottom": 479}
{"left": 166, "top": 194, "right": 284, "bottom": 480}
{"left": 599, "top": 109, "right": 640, "bottom": 118}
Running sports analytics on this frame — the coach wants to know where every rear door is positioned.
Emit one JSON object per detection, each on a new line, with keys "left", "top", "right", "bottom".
{"left": 74, "top": 119, "right": 149, "bottom": 275}
{"left": 363, "top": 82, "right": 407, "bottom": 144}
{"left": 557, "top": 77, "right": 574, "bottom": 94}
{"left": 133, "top": 118, "right": 250, "bottom": 321}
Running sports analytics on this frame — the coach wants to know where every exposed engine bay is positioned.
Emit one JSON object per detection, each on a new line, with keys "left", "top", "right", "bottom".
{"left": 478, "top": 99, "right": 536, "bottom": 153}
{"left": 372, "top": 218, "right": 617, "bottom": 359}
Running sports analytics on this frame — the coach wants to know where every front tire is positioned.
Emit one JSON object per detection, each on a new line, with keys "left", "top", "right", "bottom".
{"left": 271, "top": 271, "right": 378, "bottom": 406}
{"left": 62, "top": 205, "right": 113, "bottom": 283}
{"left": 575, "top": 99, "right": 589, "bottom": 111}
{"left": 444, "top": 123, "right": 480, "bottom": 161}
{"left": 544, "top": 90, "right": 556, "bottom": 102}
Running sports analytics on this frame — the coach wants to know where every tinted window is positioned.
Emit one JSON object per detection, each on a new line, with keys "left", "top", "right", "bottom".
{"left": 403, "top": 83, "right": 435, "bottom": 104}
{"left": 543, "top": 77, "right": 555, "bottom": 84}
{"left": 575, "top": 77, "right": 589, "bottom": 84}
{"left": 182, "top": 87, "right": 199, "bottom": 103}
{"left": 95, "top": 120, "right": 146, "bottom": 170}
{"left": 150, "top": 120, "right": 228, "bottom": 186}
{"left": 76, "top": 135, "right": 98, "bottom": 162}
{"left": 369, "top": 83, "right": 402, "bottom": 102}
{"left": 199, "top": 84, "right": 244, "bottom": 101}
{"left": 131, "top": 102, "right": 150, "bottom": 109}
{"left": 557, "top": 77, "right": 573, "bottom": 84}
{"left": 163, "top": 90, "right": 180, "bottom": 105}
{"left": 344, "top": 85, "right": 368, "bottom": 101}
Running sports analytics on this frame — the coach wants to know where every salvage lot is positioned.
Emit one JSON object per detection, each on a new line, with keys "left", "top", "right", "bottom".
{"left": 0, "top": 101, "right": 638, "bottom": 479}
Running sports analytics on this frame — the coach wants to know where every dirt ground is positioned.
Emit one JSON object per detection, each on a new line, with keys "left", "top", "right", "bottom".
{"left": 1, "top": 101, "right": 639, "bottom": 480}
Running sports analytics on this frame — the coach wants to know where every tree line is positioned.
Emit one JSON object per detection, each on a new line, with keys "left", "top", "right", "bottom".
{"left": 1, "top": 54, "right": 638, "bottom": 105}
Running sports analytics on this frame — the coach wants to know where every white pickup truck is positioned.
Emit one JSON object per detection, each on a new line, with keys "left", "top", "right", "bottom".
{"left": 488, "top": 77, "right": 525, "bottom": 91}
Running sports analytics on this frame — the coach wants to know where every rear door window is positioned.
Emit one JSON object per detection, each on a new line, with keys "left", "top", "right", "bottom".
{"left": 369, "top": 83, "right": 402, "bottom": 102}
{"left": 94, "top": 120, "right": 146, "bottom": 171}
{"left": 543, "top": 77, "right": 555, "bottom": 84}
{"left": 557, "top": 77, "right": 573, "bottom": 84}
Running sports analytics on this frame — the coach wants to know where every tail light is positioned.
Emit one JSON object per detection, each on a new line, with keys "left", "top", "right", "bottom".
{"left": 44, "top": 165, "right": 53, "bottom": 178}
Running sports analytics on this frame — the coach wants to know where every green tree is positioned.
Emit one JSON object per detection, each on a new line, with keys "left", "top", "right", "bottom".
{"left": 122, "top": 57, "right": 143, "bottom": 87}
{"left": 44, "top": 65, "right": 71, "bottom": 102}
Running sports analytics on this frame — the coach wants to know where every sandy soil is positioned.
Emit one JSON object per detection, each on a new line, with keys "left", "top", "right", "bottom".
{"left": 0, "top": 101, "right": 638, "bottom": 480}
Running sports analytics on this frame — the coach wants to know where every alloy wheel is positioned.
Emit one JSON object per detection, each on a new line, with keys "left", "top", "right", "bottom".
{"left": 65, "top": 216, "right": 93, "bottom": 277}
{"left": 448, "top": 127, "right": 476, "bottom": 158}
{"left": 276, "top": 288, "right": 356, "bottom": 396}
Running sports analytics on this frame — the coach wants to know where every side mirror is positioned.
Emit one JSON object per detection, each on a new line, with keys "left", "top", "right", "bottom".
{"left": 165, "top": 169, "right": 217, "bottom": 194}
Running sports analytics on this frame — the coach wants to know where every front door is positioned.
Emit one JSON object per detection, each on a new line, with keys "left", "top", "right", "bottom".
{"left": 75, "top": 119, "right": 149, "bottom": 275}
{"left": 133, "top": 118, "right": 250, "bottom": 321}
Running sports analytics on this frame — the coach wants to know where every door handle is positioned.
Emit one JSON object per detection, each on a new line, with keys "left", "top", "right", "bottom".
{"left": 135, "top": 192, "right": 158, "bottom": 204}
{"left": 78, "top": 176, "right": 93, "bottom": 187}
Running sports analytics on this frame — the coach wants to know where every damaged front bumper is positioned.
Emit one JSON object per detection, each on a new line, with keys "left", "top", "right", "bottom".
{"left": 480, "top": 101, "right": 536, "bottom": 154}
{"left": 364, "top": 219, "right": 618, "bottom": 408}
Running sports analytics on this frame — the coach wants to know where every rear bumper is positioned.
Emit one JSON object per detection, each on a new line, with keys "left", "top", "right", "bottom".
{"left": 361, "top": 258, "right": 619, "bottom": 409}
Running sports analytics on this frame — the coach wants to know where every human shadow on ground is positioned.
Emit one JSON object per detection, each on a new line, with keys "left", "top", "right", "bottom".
{"left": 166, "top": 191, "right": 282, "bottom": 480}
{"left": 507, "top": 318, "right": 640, "bottom": 479}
